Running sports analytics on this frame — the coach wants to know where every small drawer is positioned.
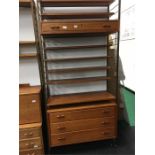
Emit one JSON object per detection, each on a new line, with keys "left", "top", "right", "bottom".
{"left": 41, "top": 20, "right": 119, "bottom": 35}
{"left": 19, "top": 148, "right": 43, "bottom": 155}
{"left": 51, "top": 127, "right": 116, "bottom": 147}
{"left": 50, "top": 117, "right": 115, "bottom": 134}
{"left": 20, "top": 127, "right": 41, "bottom": 140}
{"left": 48, "top": 104, "right": 116, "bottom": 123}
{"left": 20, "top": 138, "right": 42, "bottom": 150}
{"left": 19, "top": 94, "right": 41, "bottom": 124}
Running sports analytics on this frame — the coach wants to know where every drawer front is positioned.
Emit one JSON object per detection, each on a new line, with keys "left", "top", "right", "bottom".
{"left": 41, "top": 21, "right": 119, "bottom": 34}
{"left": 51, "top": 127, "right": 116, "bottom": 147}
{"left": 49, "top": 106, "right": 116, "bottom": 123}
{"left": 20, "top": 138, "right": 42, "bottom": 150}
{"left": 19, "top": 94, "right": 41, "bottom": 124}
{"left": 50, "top": 117, "right": 115, "bottom": 134}
{"left": 20, "top": 127, "right": 41, "bottom": 140}
{"left": 19, "top": 148, "right": 43, "bottom": 155}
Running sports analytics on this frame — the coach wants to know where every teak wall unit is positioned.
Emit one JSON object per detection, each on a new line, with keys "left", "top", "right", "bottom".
{"left": 32, "top": 0, "right": 120, "bottom": 152}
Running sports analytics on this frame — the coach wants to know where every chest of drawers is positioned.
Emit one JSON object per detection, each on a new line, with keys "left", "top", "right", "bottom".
{"left": 19, "top": 123, "right": 44, "bottom": 155}
{"left": 19, "top": 86, "right": 42, "bottom": 125}
{"left": 48, "top": 102, "right": 117, "bottom": 146}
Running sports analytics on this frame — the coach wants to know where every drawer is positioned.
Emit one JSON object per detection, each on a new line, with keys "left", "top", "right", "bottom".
{"left": 19, "top": 148, "right": 43, "bottom": 155}
{"left": 51, "top": 127, "right": 116, "bottom": 147}
{"left": 48, "top": 104, "right": 116, "bottom": 123}
{"left": 41, "top": 20, "right": 119, "bottom": 34}
{"left": 20, "top": 127, "right": 41, "bottom": 140}
{"left": 19, "top": 94, "right": 41, "bottom": 124}
{"left": 50, "top": 117, "right": 115, "bottom": 134}
{"left": 20, "top": 138, "right": 42, "bottom": 150}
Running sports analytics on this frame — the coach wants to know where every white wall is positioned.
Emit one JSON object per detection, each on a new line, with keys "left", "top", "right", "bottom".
{"left": 119, "top": 0, "right": 135, "bottom": 91}
{"left": 19, "top": 7, "right": 40, "bottom": 86}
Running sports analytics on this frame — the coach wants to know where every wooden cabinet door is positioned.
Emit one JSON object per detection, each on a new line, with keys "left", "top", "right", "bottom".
{"left": 19, "top": 94, "right": 41, "bottom": 124}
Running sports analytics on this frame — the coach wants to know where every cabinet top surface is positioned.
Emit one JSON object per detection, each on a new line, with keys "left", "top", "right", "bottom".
{"left": 19, "top": 86, "right": 41, "bottom": 95}
{"left": 19, "top": 122, "right": 42, "bottom": 129}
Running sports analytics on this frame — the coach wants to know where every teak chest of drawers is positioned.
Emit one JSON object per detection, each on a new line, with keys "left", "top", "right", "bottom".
{"left": 19, "top": 123, "right": 44, "bottom": 155}
{"left": 47, "top": 102, "right": 117, "bottom": 147}
{"left": 19, "top": 86, "right": 42, "bottom": 125}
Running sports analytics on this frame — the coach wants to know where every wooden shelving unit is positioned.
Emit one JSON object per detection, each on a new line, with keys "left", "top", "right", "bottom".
{"left": 31, "top": 0, "right": 120, "bottom": 152}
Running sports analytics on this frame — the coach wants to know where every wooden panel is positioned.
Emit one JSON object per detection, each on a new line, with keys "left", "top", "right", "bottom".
{"left": 20, "top": 126, "right": 41, "bottom": 140}
{"left": 40, "top": 0, "right": 114, "bottom": 7}
{"left": 19, "top": 0, "right": 31, "bottom": 7}
{"left": 41, "top": 20, "right": 119, "bottom": 35}
{"left": 48, "top": 103, "right": 116, "bottom": 123}
{"left": 20, "top": 138, "right": 42, "bottom": 150}
{"left": 19, "top": 53, "right": 37, "bottom": 59}
{"left": 19, "top": 94, "right": 41, "bottom": 124}
{"left": 19, "top": 123, "right": 42, "bottom": 129}
{"left": 45, "top": 44, "right": 110, "bottom": 50}
{"left": 48, "top": 91, "right": 115, "bottom": 106}
{"left": 20, "top": 86, "right": 41, "bottom": 95}
{"left": 45, "top": 56, "right": 111, "bottom": 62}
{"left": 50, "top": 117, "right": 115, "bottom": 134}
{"left": 20, "top": 148, "right": 43, "bottom": 155}
{"left": 41, "top": 12, "right": 114, "bottom": 19}
{"left": 51, "top": 127, "right": 116, "bottom": 146}
{"left": 47, "top": 76, "right": 111, "bottom": 85}
{"left": 47, "top": 66, "right": 111, "bottom": 73}
{"left": 19, "top": 41, "right": 36, "bottom": 45}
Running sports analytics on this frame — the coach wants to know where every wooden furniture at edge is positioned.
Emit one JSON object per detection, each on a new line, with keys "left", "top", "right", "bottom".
{"left": 33, "top": 0, "right": 120, "bottom": 148}
{"left": 19, "top": 86, "right": 44, "bottom": 155}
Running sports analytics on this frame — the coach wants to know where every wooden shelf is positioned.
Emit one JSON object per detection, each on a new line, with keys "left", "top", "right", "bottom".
{"left": 47, "top": 76, "right": 111, "bottom": 84}
{"left": 45, "top": 56, "right": 112, "bottom": 62}
{"left": 19, "top": 41, "right": 36, "bottom": 45}
{"left": 19, "top": 53, "right": 37, "bottom": 58}
{"left": 45, "top": 44, "right": 110, "bottom": 50}
{"left": 47, "top": 66, "right": 111, "bottom": 73}
{"left": 19, "top": 0, "right": 31, "bottom": 7}
{"left": 41, "top": 12, "right": 114, "bottom": 19}
{"left": 47, "top": 91, "right": 115, "bottom": 106}
{"left": 40, "top": 0, "right": 114, "bottom": 7}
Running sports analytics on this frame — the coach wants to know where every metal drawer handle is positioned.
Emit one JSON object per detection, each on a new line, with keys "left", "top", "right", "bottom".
{"left": 102, "top": 132, "right": 110, "bottom": 135}
{"left": 58, "top": 137, "right": 66, "bottom": 141}
{"left": 51, "top": 26, "right": 60, "bottom": 30}
{"left": 33, "top": 144, "right": 39, "bottom": 148}
{"left": 32, "top": 100, "right": 36, "bottom": 103}
{"left": 29, "top": 132, "right": 33, "bottom": 136}
{"left": 101, "top": 121, "right": 109, "bottom": 125}
{"left": 62, "top": 25, "right": 68, "bottom": 30}
{"left": 102, "top": 110, "right": 110, "bottom": 114}
{"left": 103, "top": 25, "right": 111, "bottom": 28}
{"left": 56, "top": 114, "right": 65, "bottom": 118}
{"left": 74, "top": 25, "right": 78, "bottom": 29}
{"left": 57, "top": 126, "right": 66, "bottom": 130}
